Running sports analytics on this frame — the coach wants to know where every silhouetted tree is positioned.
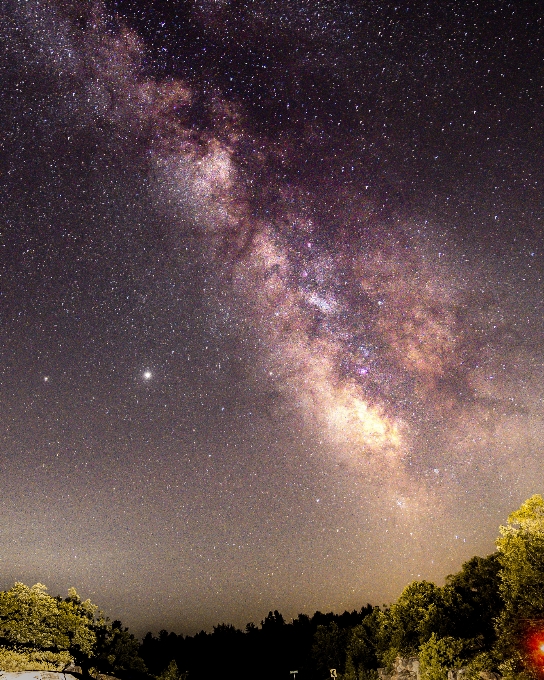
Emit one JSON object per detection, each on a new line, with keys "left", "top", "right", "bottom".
{"left": 93, "top": 619, "right": 148, "bottom": 678}
{"left": 312, "top": 622, "right": 350, "bottom": 678}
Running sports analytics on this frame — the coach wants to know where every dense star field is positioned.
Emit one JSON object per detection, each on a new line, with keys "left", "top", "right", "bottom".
{"left": 0, "top": 0, "right": 542, "bottom": 636}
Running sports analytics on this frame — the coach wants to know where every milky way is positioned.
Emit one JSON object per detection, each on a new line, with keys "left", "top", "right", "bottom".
{"left": 0, "top": 0, "right": 543, "bottom": 635}
{"left": 92, "top": 6, "right": 541, "bottom": 500}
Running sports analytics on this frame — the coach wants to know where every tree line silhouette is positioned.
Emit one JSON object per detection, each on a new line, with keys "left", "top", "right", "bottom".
{"left": 140, "top": 605, "right": 374, "bottom": 680}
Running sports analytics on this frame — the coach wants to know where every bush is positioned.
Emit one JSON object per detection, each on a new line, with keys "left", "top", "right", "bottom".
{"left": 419, "top": 634, "right": 465, "bottom": 680}
{"left": 0, "top": 646, "right": 73, "bottom": 671}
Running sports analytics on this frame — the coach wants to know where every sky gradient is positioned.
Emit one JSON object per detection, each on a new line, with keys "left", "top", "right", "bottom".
{"left": 0, "top": 0, "right": 542, "bottom": 637}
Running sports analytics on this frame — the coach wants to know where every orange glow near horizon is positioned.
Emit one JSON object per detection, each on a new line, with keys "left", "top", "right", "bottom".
{"left": 525, "top": 630, "right": 544, "bottom": 675}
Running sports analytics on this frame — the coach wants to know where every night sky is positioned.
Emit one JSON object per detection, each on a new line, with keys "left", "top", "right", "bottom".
{"left": 0, "top": 0, "right": 543, "bottom": 638}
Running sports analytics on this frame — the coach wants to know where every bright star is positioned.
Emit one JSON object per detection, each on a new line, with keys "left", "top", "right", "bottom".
{"left": 143, "top": 371, "right": 152, "bottom": 380}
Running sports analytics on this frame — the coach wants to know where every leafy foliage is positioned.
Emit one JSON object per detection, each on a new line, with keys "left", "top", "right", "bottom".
{"left": 443, "top": 553, "right": 502, "bottom": 643}
{"left": 312, "top": 622, "right": 350, "bottom": 677}
{"left": 376, "top": 581, "right": 444, "bottom": 667}
{"left": 0, "top": 582, "right": 147, "bottom": 677}
{"left": 496, "top": 495, "right": 544, "bottom": 617}
{"left": 0, "top": 583, "right": 97, "bottom": 668}
{"left": 344, "top": 609, "right": 381, "bottom": 680}
{"left": 156, "top": 659, "right": 188, "bottom": 680}
{"left": 92, "top": 619, "right": 148, "bottom": 676}
{"left": 419, "top": 634, "right": 465, "bottom": 680}
{"left": 495, "top": 495, "right": 544, "bottom": 679}
{"left": 0, "top": 646, "right": 73, "bottom": 671}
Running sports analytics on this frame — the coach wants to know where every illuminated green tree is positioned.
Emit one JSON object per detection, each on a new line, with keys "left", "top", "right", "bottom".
{"left": 496, "top": 495, "right": 544, "bottom": 616}
{"left": 377, "top": 581, "right": 445, "bottom": 668}
{"left": 495, "top": 495, "right": 544, "bottom": 679}
{"left": 0, "top": 582, "right": 147, "bottom": 676}
{"left": 0, "top": 583, "right": 98, "bottom": 671}
{"left": 419, "top": 634, "right": 465, "bottom": 680}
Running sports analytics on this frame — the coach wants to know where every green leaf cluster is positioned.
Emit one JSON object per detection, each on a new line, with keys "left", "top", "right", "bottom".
{"left": 0, "top": 646, "right": 74, "bottom": 671}
{"left": 496, "top": 495, "right": 544, "bottom": 618}
{"left": 0, "top": 582, "right": 98, "bottom": 666}
{"left": 419, "top": 634, "right": 465, "bottom": 680}
{"left": 0, "top": 582, "right": 148, "bottom": 677}
{"left": 495, "top": 495, "right": 544, "bottom": 679}
{"left": 156, "top": 659, "right": 188, "bottom": 680}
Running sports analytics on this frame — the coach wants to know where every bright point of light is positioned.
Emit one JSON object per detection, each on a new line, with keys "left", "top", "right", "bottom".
{"left": 539, "top": 643, "right": 544, "bottom": 653}
{"left": 143, "top": 371, "right": 152, "bottom": 380}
